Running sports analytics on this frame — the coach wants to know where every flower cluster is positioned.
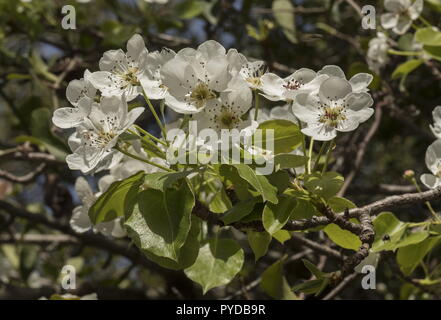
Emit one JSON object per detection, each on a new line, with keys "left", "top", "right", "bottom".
{"left": 53, "top": 34, "right": 376, "bottom": 235}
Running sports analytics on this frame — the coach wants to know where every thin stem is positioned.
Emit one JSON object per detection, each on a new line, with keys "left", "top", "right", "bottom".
{"left": 419, "top": 16, "right": 432, "bottom": 27}
{"left": 411, "top": 178, "right": 441, "bottom": 222}
{"left": 298, "top": 120, "right": 307, "bottom": 173}
{"left": 321, "top": 139, "right": 334, "bottom": 175}
{"left": 253, "top": 91, "right": 260, "bottom": 121}
{"left": 312, "top": 141, "right": 328, "bottom": 173}
{"left": 142, "top": 91, "right": 168, "bottom": 140}
{"left": 134, "top": 124, "right": 167, "bottom": 146}
{"left": 128, "top": 128, "right": 166, "bottom": 158}
{"left": 307, "top": 138, "right": 314, "bottom": 174}
{"left": 114, "top": 145, "right": 173, "bottom": 172}
{"left": 387, "top": 49, "right": 423, "bottom": 57}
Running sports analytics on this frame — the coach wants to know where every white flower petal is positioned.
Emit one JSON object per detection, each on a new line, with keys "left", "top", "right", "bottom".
{"left": 349, "top": 73, "right": 373, "bottom": 93}
{"left": 70, "top": 206, "right": 92, "bottom": 233}
{"left": 420, "top": 173, "right": 441, "bottom": 189}
{"left": 317, "top": 65, "right": 345, "bottom": 78}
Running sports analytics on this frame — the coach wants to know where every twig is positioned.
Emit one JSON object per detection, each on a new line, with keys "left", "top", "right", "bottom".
{"left": 322, "top": 273, "right": 358, "bottom": 300}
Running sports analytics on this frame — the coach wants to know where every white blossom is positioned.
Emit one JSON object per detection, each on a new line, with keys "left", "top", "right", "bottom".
{"left": 162, "top": 40, "right": 235, "bottom": 114}
{"left": 381, "top": 0, "right": 424, "bottom": 35}
{"left": 420, "top": 139, "right": 441, "bottom": 189}
{"left": 430, "top": 106, "right": 441, "bottom": 139}
{"left": 293, "top": 77, "right": 374, "bottom": 141}
{"left": 227, "top": 49, "right": 266, "bottom": 91}
{"left": 140, "top": 48, "right": 176, "bottom": 100}
{"left": 260, "top": 68, "right": 326, "bottom": 102}
{"left": 367, "top": 32, "right": 390, "bottom": 73}
{"left": 193, "top": 87, "right": 252, "bottom": 132}
{"left": 66, "top": 96, "right": 144, "bottom": 174}
{"left": 317, "top": 65, "right": 373, "bottom": 93}
{"left": 53, "top": 97, "right": 93, "bottom": 129}
{"left": 88, "top": 34, "right": 149, "bottom": 101}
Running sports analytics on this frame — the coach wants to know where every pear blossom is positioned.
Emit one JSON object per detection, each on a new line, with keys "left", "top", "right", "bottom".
{"left": 381, "top": 0, "right": 424, "bottom": 35}
{"left": 420, "top": 139, "right": 441, "bottom": 189}
{"left": 66, "top": 96, "right": 144, "bottom": 174}
{"left": 88, "top": 34, "right": 149, "bottom": 101}
{"left": 367, "top": 32, "right": 390, "bottom": 73}
{"left": 162, "top": 40, "right": 236, "bottom": 114}
{"left": 318, "top": 65, "right": 373, "bottom": 93}
{"left": 140, "top": 48, "right": 176, "bottom": 100}
{"left": 293, "top": 77, "right": 374, "bottom": 141}
{"left": 227, "top": 49, "right": 266, "bottom": 90}
{"left": 430, "top": 106, "right": 441, "bottom": 139}
{"left": 66, "top": 70, "right": 97, "bottom": 106}
{"left": 53, "top": 97, "right": 93, "bottom": 129}
{"left": 260, "top": 68, "right": 326, "bottom": 102}
{"left": 193, "top": 87, "right": 252, "bottom": 132}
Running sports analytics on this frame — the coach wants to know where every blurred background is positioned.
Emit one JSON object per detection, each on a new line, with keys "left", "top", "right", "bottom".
{"left": 0, "top": 0, "right": 440, "bottom": 299}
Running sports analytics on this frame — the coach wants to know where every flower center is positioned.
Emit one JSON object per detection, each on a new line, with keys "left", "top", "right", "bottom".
{"left": 246, "top": 77, "right": 262, "bottom": 88}
{"left": 190, "top": 82, "right": 217, "bottom": 109}
{"left": 123, "top": 67, "right": 140, "bottom": 86}
{"left": 283, "top": 79, "right": 302, "bottom": 91}
{"left": 83, "top": 130, "right": 116, "bottom": 148}
{"left": 318, "top": 106, "right": 347, "bottom": 128}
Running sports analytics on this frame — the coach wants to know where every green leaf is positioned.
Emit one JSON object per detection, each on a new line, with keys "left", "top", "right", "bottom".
{"left": 221, "top": 197, "right": 259, "bottom": 225}
{"left": 124, "top": 180, "right": 194, "bottom": 261}
{"left": 372, "top": 212, "right": 407, "bottom": 252}
{"left": 184, "top": 238, "right": 244, "bottom": 294}
{"left": 175, "top": 0, "right": 205, "bottom": 19}
{"left": 397, "top": 236, "right": 441, "bottom": 276}
{"left": 391, "top": 59, "right": 424, "bottom": 79}
{"left": 273, "top": 230, "right": 291, "bottom": 244}
{"left": 254, "top": 120, "right": 302, "bottom": 154}
{"left": 232, "top": 164, "right": 278, "bottom": 204}
{"left": 423, "top": 45, "right": 441, "bottom": 61}
{"left": 327, "top": 196, "right": 356, "bottom": 213}
{"left": 304, "top": 172, "right": 344, "bottom": 200}
{"left": 290, "top": 193, "right": 319, "bottom": 220}
{"left": 143, "top": 171, "right": 195, "bottom": 192}
{"left": 272, "top": 0, "right": 297, "bottom": 43}
{"left": 133, "top": 217, "right": 201, "bottom": 270}
{"left": 89, "top": 171, "right": 145, "bottom": 224}
{"left": 292, "top": 278, "right": 329, "bottom": 296}
{"left": 274, "top": 153, "right": 308, "bottom": 170}
{"left": 262, "top": 194, "right": 296, "bottom": 235}
{"left": 208, "top": 184, "right": 232, "bottom": 214}
{"left": 324, "top": 223, "right": 361, "bottom": 251}
{"left": 415, "top": 27, "right": 441, "bottom": 46}
{"left": 302, "top": 259, "right": 326, "bottom": 279}
{"left": 260, "top": 258, "right": 298, "bottom": 299}
{"left": 248, "top": 230, "right": 271, "bottom": 261}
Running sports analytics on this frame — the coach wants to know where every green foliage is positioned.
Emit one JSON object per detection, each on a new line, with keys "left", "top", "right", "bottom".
{"left": 304, "top": 172, "right": 344, "bottom": 200}
{"left": 254, "top": 120, "right": 302, "bottom": 154}
{"left": 392, "top": 59, "right": 424, "bottom": 79}
{"left": 262, "top": 194, "right": 296, "bottom": 235}
{"left": 89, "top": 171, "right": 145, "bottom": 224}
{"left": 272, "top": 0, "right": 297, "bottom": 44}
{"left": 247, "top": 230, "right": 271, "bottom": 261}
{"left": 124, "top": 179, "right": 194, "bottom": 261}
{"left": 260, "top": 258, "right": 297, "bottom": 299}
{"left": 184, "top": 238, "right": 244, "bottom": 294}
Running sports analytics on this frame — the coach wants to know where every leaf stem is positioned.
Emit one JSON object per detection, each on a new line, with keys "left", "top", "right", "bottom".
{"left": 134, "top": 124, "right": 167, "bottom": 146}
{"left": 387, "top": 49, "right": 422, "bottom": 57}
{"left": 253, "top": 90, "right": 260, "bottom": 121}
{"left": 321, "top": 139, "right": 334, "bottom": 175}
{"left": 312, "top": 141, "right": 328, "bottom": 173}
{"left": 142, "top": 90, "right": 168, "bottom": 141}
{"left": 307, "top": 138, "right": 314, "bottom": 174}
{"left": 298, "top": 120, "right": 308, "bottom": 173}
